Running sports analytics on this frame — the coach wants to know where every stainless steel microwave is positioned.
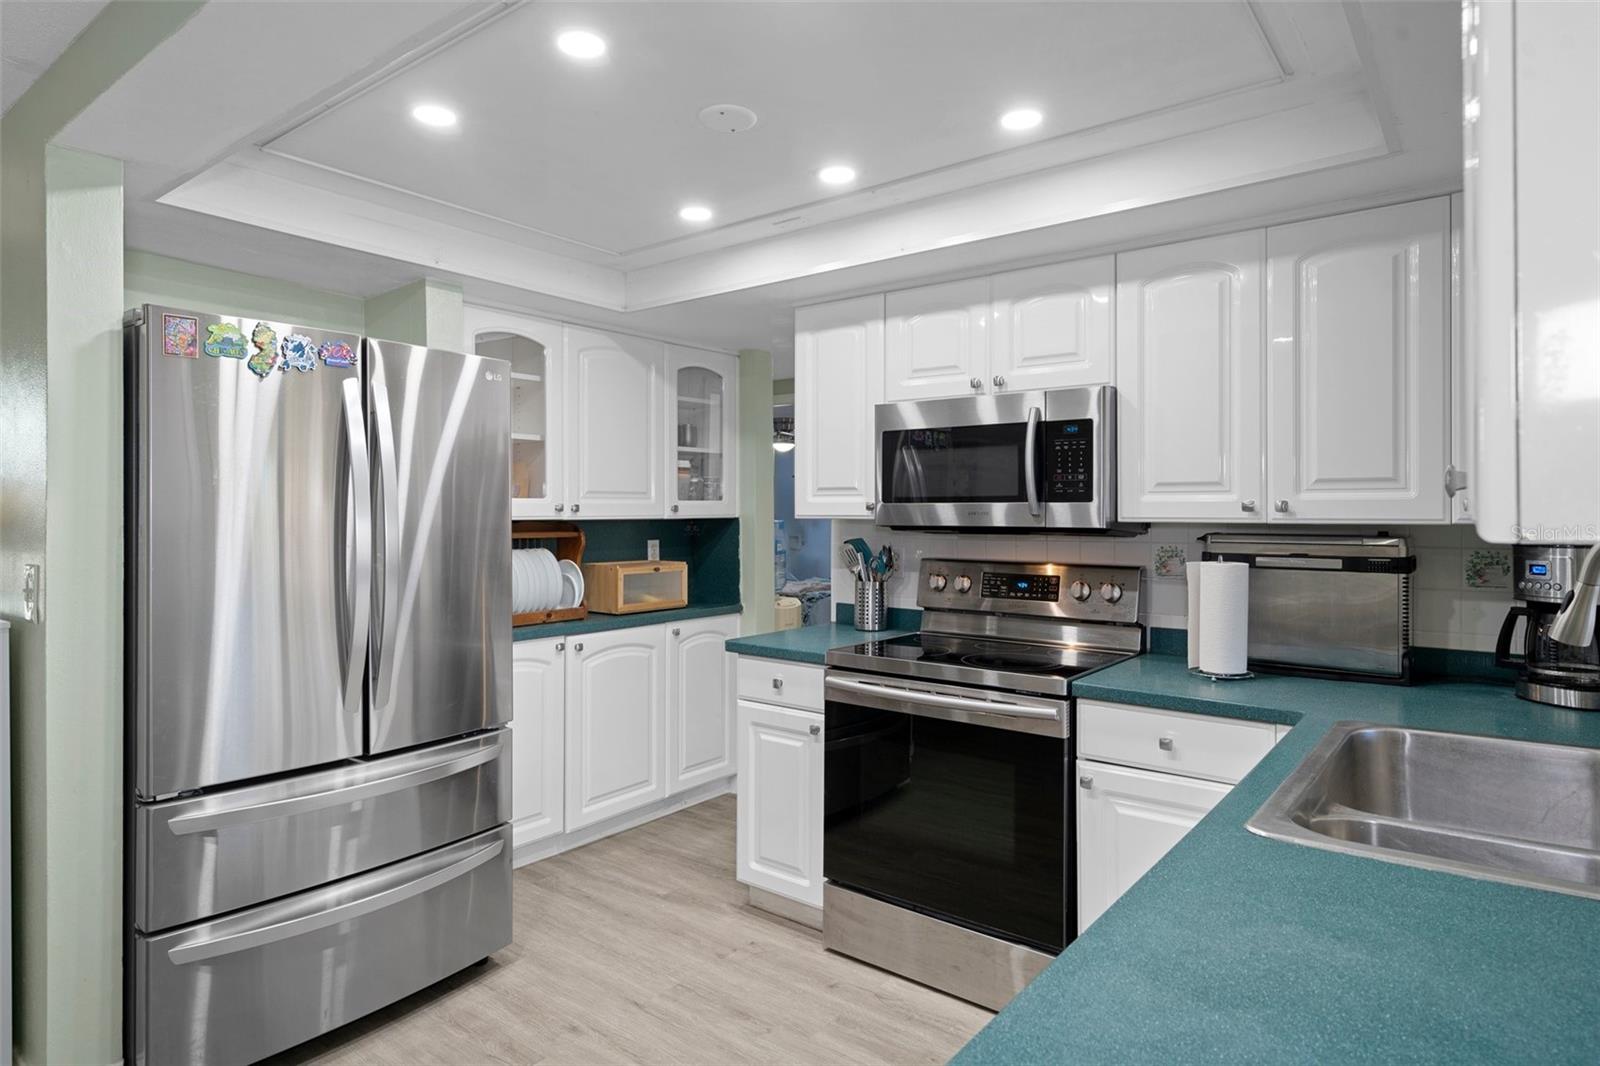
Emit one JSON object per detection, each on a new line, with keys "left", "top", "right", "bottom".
{"left": 874, "top": 385, "right": 1143, "bottom": 534}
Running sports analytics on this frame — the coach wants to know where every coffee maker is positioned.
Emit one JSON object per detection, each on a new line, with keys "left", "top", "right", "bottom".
{"left": 1496, "top": 545, "right": 1600, "bottom": 710}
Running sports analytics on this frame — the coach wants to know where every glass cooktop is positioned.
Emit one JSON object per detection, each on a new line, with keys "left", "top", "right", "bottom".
{"left": 826, "top": 631, "right": 1133, "bottom": 697}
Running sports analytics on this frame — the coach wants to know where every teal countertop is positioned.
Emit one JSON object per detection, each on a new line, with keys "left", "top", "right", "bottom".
{"left": 513, "top": 602, "right": 739, "bottom": 641}
{"left": 956, "top": 654, "right": 1600, "bottom": 1065}
{"left": 724, "top": 621, "right": 918, "bottom": 663}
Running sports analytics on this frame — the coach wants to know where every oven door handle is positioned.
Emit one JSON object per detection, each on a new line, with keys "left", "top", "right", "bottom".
{"left": 825, "top": 674, "right": 1066, "bottom": 735}
{"left": 1024, "top": 406, "right": 1042, "bottom": 518}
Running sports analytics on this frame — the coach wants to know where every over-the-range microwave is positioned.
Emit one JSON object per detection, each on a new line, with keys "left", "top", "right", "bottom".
{"left": 874, "top": 384, "right": 1144, "bottom": 534}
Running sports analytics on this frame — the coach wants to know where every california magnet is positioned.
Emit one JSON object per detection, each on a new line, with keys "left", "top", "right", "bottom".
{"left": 319, "top": 339, "right": 357, "bottom": 369}
{"left": 280, "top": 333, "right": 318, "bottom": 373}
{"left": 162, "top": 314, "right": 199, "bottom": 359}
{"left": 203, "top": 322, "right": 248, "bottom": 359}
{"left": 247, "top": 323, "right": 279, "bottom": 378}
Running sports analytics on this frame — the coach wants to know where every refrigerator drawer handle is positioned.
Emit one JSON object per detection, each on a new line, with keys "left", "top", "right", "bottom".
{"left": 166, "top": 743, "right": 502, "bottom": 836}
{"left": 166, "top": 837, "right": 504, "bottom": 966}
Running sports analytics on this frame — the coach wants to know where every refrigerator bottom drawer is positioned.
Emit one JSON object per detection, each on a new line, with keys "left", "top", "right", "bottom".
{"left": 134, "top": 824, "right": 512, "bottom": 1066}
{"left": 136, "top": 729, "right": 510, "bottom": 931}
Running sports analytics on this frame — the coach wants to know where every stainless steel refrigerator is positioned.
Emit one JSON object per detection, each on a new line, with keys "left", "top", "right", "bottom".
{"left": 124, "top": 305, "right": 513, "bottom": 1065}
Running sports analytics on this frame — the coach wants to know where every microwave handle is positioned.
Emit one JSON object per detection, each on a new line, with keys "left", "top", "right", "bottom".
{"left": 1024, "top": 406, "right": 1042, "bottom": 518}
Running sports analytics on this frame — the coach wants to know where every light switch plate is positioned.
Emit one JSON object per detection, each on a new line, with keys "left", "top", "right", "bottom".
{"left": 22, "top": 564, "right": 40, "bottom": 622}
{"left": 646, "top": 539, "right": 660, "bottom": 561}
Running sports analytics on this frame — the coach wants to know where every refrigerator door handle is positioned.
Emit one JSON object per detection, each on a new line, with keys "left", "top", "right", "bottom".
{"left": 340, "top": 378, "right": 373, "bottom": 718}
{"left": 164, "top": 737, "right": 504, "bottom": 836}
{"left": 369, "top": 365, "right": 402, "bottom": 710}
{"left": 164, "top": 835, "right": 505, "bottom": 965}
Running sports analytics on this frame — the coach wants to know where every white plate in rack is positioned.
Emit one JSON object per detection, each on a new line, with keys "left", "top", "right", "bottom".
{"left": 558, "top": 558, "right": 584, "bottom": 608}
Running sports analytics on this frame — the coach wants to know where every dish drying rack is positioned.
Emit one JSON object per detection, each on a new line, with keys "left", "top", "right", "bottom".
{"left": 512, "top": 520, "right": 587, "bottom": 626}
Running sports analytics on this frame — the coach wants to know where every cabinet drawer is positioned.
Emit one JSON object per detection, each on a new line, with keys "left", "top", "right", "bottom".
{"left": 1077, "top": 700, "right": 1274, "bottom": 784}
{"left": 736, "top": 657, "right": 824, "bottom": 711}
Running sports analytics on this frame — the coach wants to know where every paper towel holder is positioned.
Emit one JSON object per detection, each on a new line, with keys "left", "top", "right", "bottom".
{"left": 1188, "top": 666, "right": 1255, "bottom": 682}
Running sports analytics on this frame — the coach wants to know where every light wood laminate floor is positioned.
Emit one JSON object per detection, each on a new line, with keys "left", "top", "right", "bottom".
{"left": 272, "top": 795, "right": 992, "bottom": 1065}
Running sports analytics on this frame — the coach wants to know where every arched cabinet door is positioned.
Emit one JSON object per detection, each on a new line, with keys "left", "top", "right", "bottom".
{"left": 666, "top": 346, "right": 740, "bottom": 519}
{"left": 464, "top": 306, "right": 565, "bottom": 519}
{"left": 564, "top": 627, "right": 666, "bottom": 830}
{"left": 991, "top": 256, "right": 1113, "bottom": 392}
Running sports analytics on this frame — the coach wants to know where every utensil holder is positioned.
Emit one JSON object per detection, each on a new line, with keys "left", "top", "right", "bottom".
{"left": 854, "top": 578, "right": 886, "bottom": 632}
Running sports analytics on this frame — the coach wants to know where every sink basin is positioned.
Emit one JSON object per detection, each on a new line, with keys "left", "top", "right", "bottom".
{"left": 1247, "top": 722, "right": 1600, "bottom": 900}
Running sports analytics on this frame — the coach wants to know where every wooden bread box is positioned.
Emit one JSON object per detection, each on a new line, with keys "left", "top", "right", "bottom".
{"left": 581, "top": 560, "right": 689, "bottom": 615}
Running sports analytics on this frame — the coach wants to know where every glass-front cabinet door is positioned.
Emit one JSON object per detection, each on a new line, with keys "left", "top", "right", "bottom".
{"left": 464, "top": 307, "right": 565, "bottom": 518}
{"left": 666, "top": 345, "right": 740, "bottom": 517}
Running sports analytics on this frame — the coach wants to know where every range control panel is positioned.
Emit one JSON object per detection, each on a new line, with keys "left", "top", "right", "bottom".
{"left": 917, "top": 558, "right": 1141, "bottom": 624}
{"left": 1043, "top": 419, "right": 1094, "bottom": 502}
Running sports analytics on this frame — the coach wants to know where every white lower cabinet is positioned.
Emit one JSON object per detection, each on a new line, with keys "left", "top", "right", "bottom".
{"left": 666, "top": 615, "right": 740, "bottom": 794}
{"left": 510, "top": 636, "right": 567, "bottom": 847}
{"left": 1074, "top": 700, "right": 1279, "bottom": 932}
{"left": 736, "top": 698, "right": 824, "bottom": 908}
{"left": 1075, "top": 759, "right": 1230, "bottom": 931}
{"left": 508, "top": 614, "right": 740, "bottom": 854}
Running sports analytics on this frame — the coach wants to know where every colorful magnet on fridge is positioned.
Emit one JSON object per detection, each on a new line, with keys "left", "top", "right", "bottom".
{"left": 203, "top": 322, "right": 248, "bottom": 359}
{"left": 319, "top": 339, "right": 357, "bottom": 369}
{"left": 247, "top": 322, "right": 279, "bottom": 378}
{"left": 280, "top": 333, "right": 318, "bottom": 373}
{"left": 162, "top": 314, "right": 199, "bottom": 359}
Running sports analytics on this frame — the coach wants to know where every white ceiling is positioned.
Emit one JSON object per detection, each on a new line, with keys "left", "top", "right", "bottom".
{"left": 265, "top": 1, "right": 1287, "bottom": 258}
{"left": 0, "top": 0, "right": 109, "bottom": 114}
{"left": 50, "top": 0, "right": 1463, "bottom": 376}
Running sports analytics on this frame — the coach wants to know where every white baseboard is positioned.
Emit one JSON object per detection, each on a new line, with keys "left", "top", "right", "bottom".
{"left": 511, "top": 778, "right": 734, "bottom": 867}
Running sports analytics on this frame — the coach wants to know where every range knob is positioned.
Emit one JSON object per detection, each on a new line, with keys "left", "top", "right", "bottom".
{"left": 1099, "top": 582, "right": 1123, "bottom": 604}
{"left": 954, "top": 575, "right": 973, "bottom": 593}
{"left": 1069, "top": 580, "right": 1093, "bottom": 602}
{"left": 928, "top": 574, "right": 948, "bottom": 592}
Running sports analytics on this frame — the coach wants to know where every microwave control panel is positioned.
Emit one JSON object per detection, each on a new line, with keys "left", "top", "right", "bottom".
{"left": 1043, "top": 419, "right": 1094, "bottom": 502}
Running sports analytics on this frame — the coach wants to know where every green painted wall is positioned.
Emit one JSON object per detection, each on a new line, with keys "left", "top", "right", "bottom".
{"left": 738, "top": 351, "right": 776, "bottom": 634}
{"left": 0, "top": 5, "right": 204, "bottom": 1062}
{"left": 124, "top": 248, "right": 365, "bottom": 330}
{"left": 364, "top": 278, "right": 466, "bottom": 349}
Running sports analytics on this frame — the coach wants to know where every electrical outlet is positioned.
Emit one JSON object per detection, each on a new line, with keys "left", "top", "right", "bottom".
{"left": 646, "top": 539, "right": 660, "bottom": 561}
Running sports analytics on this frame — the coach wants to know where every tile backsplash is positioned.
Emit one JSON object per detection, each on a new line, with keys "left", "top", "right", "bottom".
{"left": 831, "top": 521, "right": 1515, "bottom": 653}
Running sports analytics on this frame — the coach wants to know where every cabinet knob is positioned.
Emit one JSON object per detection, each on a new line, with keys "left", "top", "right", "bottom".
{"left": 1273, "top": 500, "right": 1289, "bottom": 514}
{"left": 809, "top": 723, "right": 821, "bottom": 737}
{"left": 772, "top": 677, "right": 784, "bottom": 690}
{"left": 554, "top": 503, "right": 565, "bottom": 513}
{"left": 1078, "top": 775, "right": 1094, "bottom": 790}
{"left": 571, "top": 504, "right": 581, "bottom": 514}
{"left": 574, "top": 642, "right": 584, "bottom": 652}
{"left": 992, "top": 375, "right": 1005, "bottom": 389}
{"left": 671, "top": 504, "right": 679, "bottom": 513}
{"left": 671, "top": 627, "right": 681, "bottom": 637}
{"left": 555, "top": 642, "right": 565, "bottom": 652}
{"left": 1240, "top": 499, "right": 1257, "bottom": 513}
{"left": 969, "top": 377, "right": 983, "bottom": 390}
{"left": 865, "top": 502, "right": 876, "bottom": 512}
{"left": 1158, "top": 736, "right": 1175, "bottom": 752}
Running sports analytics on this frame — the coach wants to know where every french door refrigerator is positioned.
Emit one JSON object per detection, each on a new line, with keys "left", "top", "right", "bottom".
{"left": 124, "top": 306, "right": 513, "bottom": 1065}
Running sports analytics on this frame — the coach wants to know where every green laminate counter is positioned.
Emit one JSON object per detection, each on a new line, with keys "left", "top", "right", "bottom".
{"left": 956, "top": 654, "right": 1600, "bottom": 1065}
{"left": 724, "top": 622, "right": 919, "bottom": 663}
{"left": 512, "top": 603, "right": 739, "bottom": 642}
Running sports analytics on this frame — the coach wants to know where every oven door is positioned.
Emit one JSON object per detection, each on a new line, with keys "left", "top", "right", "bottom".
{"left": 874, "top": 386, "right": 1115, "bottom": 531}
{"left": 823, "top": 671, "right": 1071, "bottom": 953}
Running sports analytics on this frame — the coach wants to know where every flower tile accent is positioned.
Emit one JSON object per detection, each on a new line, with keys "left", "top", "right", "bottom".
{"left": 1153, "top": 544, "right": 1187, "bottom": 579}
{"left": 1464, "top": 548, "right": 1511, "bottom": 589}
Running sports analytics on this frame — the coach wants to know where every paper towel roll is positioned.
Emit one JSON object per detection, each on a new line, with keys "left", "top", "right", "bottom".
{"left": 1196, "top": 562, "right": 1250, "bottom": 675}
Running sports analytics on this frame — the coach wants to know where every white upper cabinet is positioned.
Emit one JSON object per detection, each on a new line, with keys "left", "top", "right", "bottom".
{"left": 1116, "top": 232, "right": 1265, "bottom": 521}
{"left": 1265, "top": 198, "right": 1450, "bottom": 523}
{"left": 990, "top": 257, "right": 1114, "bottom": 392}
{"left": 564, "top": 626, "right": 666, "bottom": 831}
{"left": 884, "top": 277, "right": 991, "bottom": 402}
{"left": 666, "top": 345, "right": 740, "bottom": 518}
{"left": 465, "top": 307, "right": 565, "bottom": 519}
{"left": 666, "top": 615, "right": 739, "bottom": 796}
{"left": 564, "top": 326, "right": 664, "bottom": 518}
{"left": 510, "top": 635, "right": 565, "bottom": 846}
{"left": 794, "top": 295, "right": 884, "bottom": 519}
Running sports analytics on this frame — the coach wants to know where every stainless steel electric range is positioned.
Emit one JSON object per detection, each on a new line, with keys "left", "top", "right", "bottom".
{"left": 822, "top": 557, "right": 1143, "bottom": 1010}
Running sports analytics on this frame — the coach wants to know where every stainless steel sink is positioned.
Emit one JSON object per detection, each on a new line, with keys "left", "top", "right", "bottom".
{"left": 1247, "top": 722, "right": 1600, "bottom": 900}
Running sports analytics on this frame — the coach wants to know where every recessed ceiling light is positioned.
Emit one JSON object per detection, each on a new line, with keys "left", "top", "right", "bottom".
{"left": 411, "top": 103, "right": 458, "bottom": 128}
{"left": 556, "top": 29, "right": 607, "bottom": 59}
{"left": 679, "top": 204, "right": 713, "bottom": 223}
{"left": 818, "top": 164, "right": 857, "bottom": 187}
{"left": 999, "top": 107, "right": 1043, "bottom": 132}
